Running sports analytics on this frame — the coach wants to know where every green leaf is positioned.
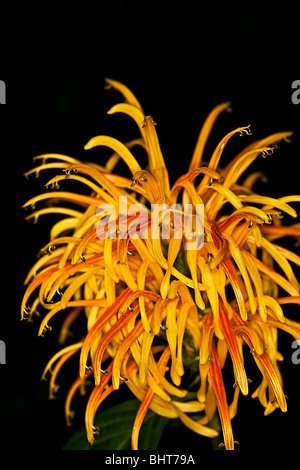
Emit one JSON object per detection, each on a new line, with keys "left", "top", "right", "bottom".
{"left": 62, "top": 399, "right": 169, "bottom": 450}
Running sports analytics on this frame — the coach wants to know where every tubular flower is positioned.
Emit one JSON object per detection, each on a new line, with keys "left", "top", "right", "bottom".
{"left": 22, "top": 79, "right": 300, "bottom": 451}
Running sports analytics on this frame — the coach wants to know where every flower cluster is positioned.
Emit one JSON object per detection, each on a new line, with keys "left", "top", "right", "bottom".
{"left": 22, "top": 79, "right": 300, "bottom": 450}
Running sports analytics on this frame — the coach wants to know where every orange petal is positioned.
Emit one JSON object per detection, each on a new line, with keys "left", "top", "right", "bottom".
{"left": 93, "top": 306, "right": 139, "bottom": 385}
{"left": 253, "top": 352, "right": 287, "bottom": 412}
{"left": 131, "top": 347, "right": 171, "bottom": 450}
{"left": 222, "top": 258, "right": 247, "bottom": 321}
{"left": 219, "top": 300, "right": 248, "bottom": 395}
{"left": 209, "top": 341, "right": 235, "bottom": 450}
{"left": 189, "top": 102, "right": 231, "bottom": 171}
{"left": 79, "top": 288, "right": 132, "bottom": 378}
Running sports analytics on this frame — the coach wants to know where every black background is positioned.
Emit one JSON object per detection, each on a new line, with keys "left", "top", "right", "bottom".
{"left": 0, "top": 0, "right": 300, "bottom": 457}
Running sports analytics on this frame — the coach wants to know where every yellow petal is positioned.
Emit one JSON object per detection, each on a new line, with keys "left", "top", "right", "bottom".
{"left": 239, "top": 194, "right": 297, "bottom": 218}
{"left": 222, "top": 232, "right": 257, "bottom": 315}
{"left": 105, "top": 78, "right": 144, "bottom": 112}
{"left": 169, "top": 403, "right": 219, "bottom": 438}
{"left": 142, "top": 116, "right": 170, "bottom": 202}
{"left": 189, "top": 101, "right": 231, "bottom": 171}
{"left": 242, "top": 251, "right": 267, "bottom": 322}
{"left": 260, "top": 237, "right": 299, "bottom": 291}
{"left": 84, "top": 135, "right": 141, "bottom": 175}
{"left": 186, "top": 249, "right": 205, "bottom": 310}
{"left": 197, "top": 126, "right": 253, "bottom": 193}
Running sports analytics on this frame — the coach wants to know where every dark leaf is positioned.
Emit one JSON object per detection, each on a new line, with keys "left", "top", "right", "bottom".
{"left": 62, "top": 399, "right": 169, "bottom": 450}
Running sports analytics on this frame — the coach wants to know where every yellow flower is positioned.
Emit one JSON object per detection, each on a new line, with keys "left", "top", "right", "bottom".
{"left": 22, "top": 78, "right": 300, "bottom": 450}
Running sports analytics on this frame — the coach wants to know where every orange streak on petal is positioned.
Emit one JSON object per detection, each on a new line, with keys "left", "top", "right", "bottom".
{"left": 199, "top": 313, "right": 215, "bottom": 365}
{"left": 131, "top": 347, "right": 171, "bottom": 450}
{"left": 65, "top": 370, "right": 92, "bottom": 426}
{"left": 112, "top": 318, "right": 146, "bottom": 390}
{"left": 222, "top": 258, "right": 247, "bottom": 321}
{"left": 21, "top": 267, "right": 57, "bottom": 320}
{"left": 254, "top": 352, "right": 287, "bottom": 412}
{"left": 219, "top": 300, "right": 248, "bottom": 395}
{"left": 79, "top": 288, "right": 132, "bottom": 378}
{"left": 85, "top": 365, "right": 114, "bottom": 444}
{"left": 276, "top": 295, "right": 300, "bottom": 305}
{"left": 245, "top": 251, "right": 299, "bottom": 296}
{"left": 209, "top": 342, "right": 235, "bottom": 450}
{"left": 93, "top": 306, "right": 140, "bottom": 385}
{"left": 118, "top": 290, "right": 160, "bottom": 315}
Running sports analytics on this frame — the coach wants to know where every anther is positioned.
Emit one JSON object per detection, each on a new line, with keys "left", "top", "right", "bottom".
{"left": 128, "top": 306, "right": 134, "bottom": 312}
{"left": 130, "top": 180, "right": 137, "bottom": 187}
{"left": 262, "top": 148, "right": 274, "bottom": 158}
{"left": 248, "top": 221, "right": 254, "bottom": 228}
{"left": 80, "top": 255, "right": 86, "bottom": 262}
{"left": 140, "top": 177, "right": 148, "bottom": 182}
{"left": 239, "top": 126, "right": 252, "bottom": 136}
{"left": 45, "top": 245, "right": 56, "bottom": 255}
{"left": 205, "top": 253, "right": 214, "bottom": 264}
{"left": 160, "top": 324, "right": 168, "bottom": 331}
{"left": 194, "top": 356, "right": 200, "bottom": 361}
{"left": 250, "top": 348, "right": 255, "bottom": 354}
{"left": 119, "top": 375, "right": 129, "bottom": 381}
{"left": 208, "top": 178, "right": 214, "bottom": 186}
{"left": 92, "top": 425, "right": 100, "bottom": 435}
{"left": 86, "top": 365, "right": 94, "bottom": 372}
{"left": 100, "top": 368, "right": 109, "bottom": 374}
{"left": 41, "top": 324, "right": 52, "bottom": 336}
{"left": 22, "top": 306, "right": 31, "bottom": 320}
{"left": 127, "top": 251, "right": 136, "bottom": 256}
{"left": 207, "top": 356, "right": 213, "bottom": 363}
{"left": 57, "top": 289, "right": 63, "bottom": 297}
